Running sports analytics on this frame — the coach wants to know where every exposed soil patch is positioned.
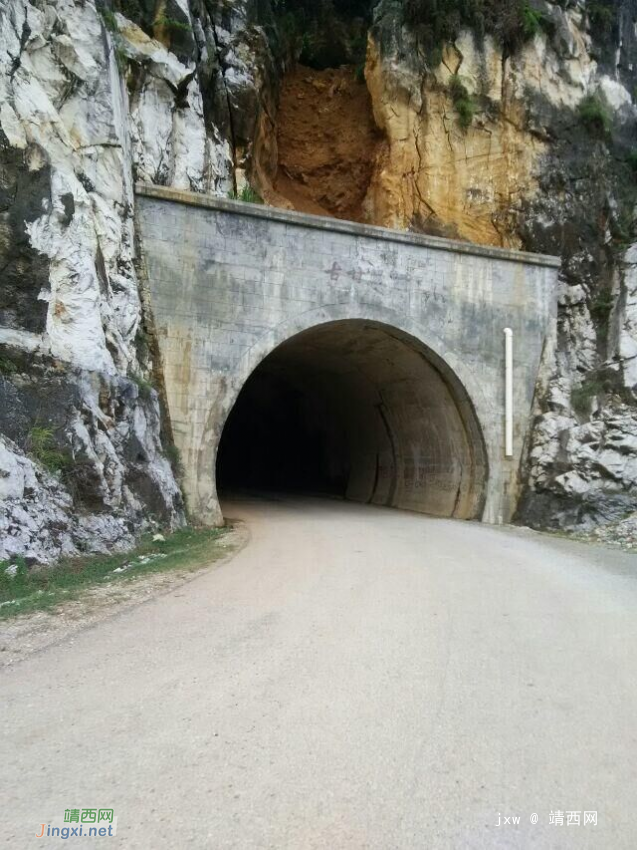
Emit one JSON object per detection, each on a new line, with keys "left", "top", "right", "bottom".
{"left": 274, "top": 65, "right": 382, "bottom": 222}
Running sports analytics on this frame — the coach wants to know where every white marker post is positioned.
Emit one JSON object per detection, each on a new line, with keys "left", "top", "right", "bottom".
{"left": 504, "top": 328, "right": 513, "bottom": 458}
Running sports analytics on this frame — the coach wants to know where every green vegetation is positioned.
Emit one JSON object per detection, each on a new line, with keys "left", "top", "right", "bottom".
{"left": 272, "top": 0, "right": 370, "bottom": 69}
{"left": 521, "top": 3, "right": 548, "bottom": 40}
{"left": 0, "top": 526, "right": 230, "bottom": 620}
{"left": 299, "top": 30, "right": 319, "bottom": 64}
{"left": 134, "top": 325, "right": 153, "bottom": 364}
{"left": 229, "top": 185, "right": 264, "bottom": 204}
{"left": 351, "top": 31, "right": 369, "bottom": 70}
{"left": 571, "top": 366, "right": 632, "bottom": 416}
{"left": 569, "top": 365, "right": 629, "bottom": 416}
{"left": 449, "top": 75, "right": 476, "bottom": 131}
{"left": 0, "top": 354, "right": 17, "bottom": 375}
{"left": 98, "top": 7, "right": 129, "bottom": 71}
{"left": 587, "top": 0, "right": 615, "bottom": 40}
{"left": 130, "top": 372, "right": 154, "bottom": 401}
{"left": 116, "top": 0, "right": 144, "bottom": 23}
{"left": 569, "top": 365, "right": 629, "bottom": 417}
{"left": 114, "top": 45, "right": 128, "bottom": 73}
{"left": 627, "top": 150, "right": 637, "bottom": 175}
{"left": 26, "top": 426, "right": 70, "bottom": 474}
{"left": 101, "top": 2, "right": 177, "bottom": 45}
{"left": 100, "top": 8, "right": 118, "bottom": 33}
{"left": 155, "top": 15, "right": 192, "bottom": 34}
{"left": 403, "top": 0, "right": 550, "bottom": 56}
{"left": 589, "top": 287, "right": 614, "bottom": 328}
{"left": 273, "top": 0, "right": 608, "bottom": 68}
{"left": 578, "top": 94, "right": 611, "bottom": 136}
{"left": 100, "top": 0, "right": 151, "bottom": 36}
{"left": 273, "top": 0, "right": 370, "bottom": 25}
{"left": 571, "top": 376, "right": 605, "bottom": 417}
{"left": 273, "top": 0, "right": 369, "bottom": 12}
{"left": 165, "top": 444, "right": 184, "bottom": 478}
{"left": 610, "top": 206, "right": 636, "bottom": 250}
{"left": 588, "top": 287, "right": 615, "bottom": 344}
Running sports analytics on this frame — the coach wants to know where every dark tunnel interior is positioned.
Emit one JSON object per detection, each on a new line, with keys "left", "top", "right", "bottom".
{"left": 216, "top": 369, "right": 348, "bottom": 496}
{"left": 216, "top": 320, "right": 487, "bottom": 519}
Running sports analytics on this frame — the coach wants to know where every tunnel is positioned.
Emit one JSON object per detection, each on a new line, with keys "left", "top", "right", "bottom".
{"left": 216, "top": 320, "right": 488, "bottom": 520}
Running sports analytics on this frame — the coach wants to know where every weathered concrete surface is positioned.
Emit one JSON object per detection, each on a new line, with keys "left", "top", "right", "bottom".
{"left": 136, "top": 185, "right": 558, "bottom": 525}
{"left": 2, "top": 496, "right": 637, "bottom": 849}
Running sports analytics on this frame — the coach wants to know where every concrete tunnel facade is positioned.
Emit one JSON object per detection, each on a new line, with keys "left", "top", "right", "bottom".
{"left": 135, "top": 185, "right": 559, "bottom": 526}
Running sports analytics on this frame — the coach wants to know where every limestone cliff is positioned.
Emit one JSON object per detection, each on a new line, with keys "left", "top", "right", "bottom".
{"left": 2, "top": 0, "right": 637, "bottom": 561}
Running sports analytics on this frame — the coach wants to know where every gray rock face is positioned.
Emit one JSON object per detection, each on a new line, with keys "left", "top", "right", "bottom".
{"left": 522, "top": 242, "right": 637, "bottom": 529}
{"left": 0, "top": 140, "right": 51, "bottom": 333}
{"left": 0, "top": 435, "right": 140, "bottom": 564}
{"left": 0, "top": 0, "right": 191, "bottom": 560}
{"left": 0, "top": 349, "right": 183, "bottom": 562}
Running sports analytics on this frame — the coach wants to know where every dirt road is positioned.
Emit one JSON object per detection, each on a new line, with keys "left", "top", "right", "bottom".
{"left": 2, "top": 495, "right": 637, "bottom": 848}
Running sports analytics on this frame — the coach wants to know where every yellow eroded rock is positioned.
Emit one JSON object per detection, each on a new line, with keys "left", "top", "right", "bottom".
{"left": 363, "top": 36, "right": 548, "bottom": 248}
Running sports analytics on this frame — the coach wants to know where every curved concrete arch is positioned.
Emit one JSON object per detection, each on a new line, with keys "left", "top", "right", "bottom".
{"left": 226, "top": 301, "right": 493, "bottom": 428}
{"left": 206, "top": 305, "right": 491, "bottom": 523}
{"left": 213, "top": 314, "right": 490, "bottom": 522}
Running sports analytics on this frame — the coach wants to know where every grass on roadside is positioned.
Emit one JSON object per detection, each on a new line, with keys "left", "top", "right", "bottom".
{"left": 0, "top": 526, "right": 231, "bottom": 620}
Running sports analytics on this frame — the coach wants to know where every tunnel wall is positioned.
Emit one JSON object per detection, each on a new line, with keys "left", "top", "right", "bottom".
{"left": 136, "top": 185, "right": 558, "bottom": 526}
{"left": 225, "top": 322, "right": 487, "bottom": 519}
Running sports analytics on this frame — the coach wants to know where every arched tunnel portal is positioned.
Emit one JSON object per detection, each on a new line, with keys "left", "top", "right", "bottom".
{"left": 216, "top": 320, "right": 488, "bottom": 520}
{"left": 136, "top": 185, "right": 559, "bottom": 526}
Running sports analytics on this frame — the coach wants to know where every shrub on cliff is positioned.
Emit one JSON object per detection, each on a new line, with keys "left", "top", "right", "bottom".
{"left": 273, "top": 0, "right": 372, "bottom": 68}
{"left": 449, "top": 74, "right": 476, "bottom": 130}
{"left": 403, "top": 0, "right": 549, "bottom": 56}
{"left": 578, "top": 94, "right": 611, "bottom": 136}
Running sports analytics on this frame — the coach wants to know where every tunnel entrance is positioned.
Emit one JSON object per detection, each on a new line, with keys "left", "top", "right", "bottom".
{"left": 216, "top": 321, "right": 488, "bottom": 520}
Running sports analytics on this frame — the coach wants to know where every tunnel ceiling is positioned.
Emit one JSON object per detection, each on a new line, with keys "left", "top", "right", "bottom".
{"left": 217, "top": 320, "right": 488, "bottom": 520}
